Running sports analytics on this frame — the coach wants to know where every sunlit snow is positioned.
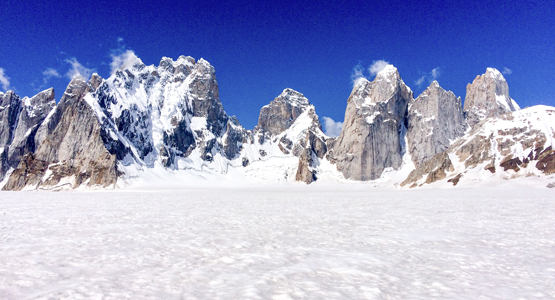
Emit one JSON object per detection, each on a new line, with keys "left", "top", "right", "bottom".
{"left": 1, "top": 183, "right": 554, "bottom": 299}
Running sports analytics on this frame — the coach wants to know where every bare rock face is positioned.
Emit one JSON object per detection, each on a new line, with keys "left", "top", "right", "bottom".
{"left": 401, "top": 152, "right": 454, "bottom": 187}
{"left": 0, "top": 91, "right": 23, "bottom": 180}
{"left": 254, "top": 88, "right": 325, "bottom": 156}
{"left": 295, "top": 130, "right": 327, "bottom": 183}
{"left": 327, "top": 65, "right": 413, "bottom": 180}
{"left": 407, "top": 81, "right": 466, "bottom": 165}
{"left": 3, "top": 77, "right": 120, "bottom": 190}
{"left": 256, "top": 88, "right": 309, "bottom": 137}
{"left": 0, "top": 91, "right": 23, "bottom": 149}
{"left": 6, "top": 88, "right": 56, "bottom": 171}
{"left": 401, "top": 106, "right": 555, "bottom": 187}
{"left": 0, "top": 89, "right": 56, "bottom": 181}
{"left": 464, "top": 68, "right": 520, "bottom": 127}
{"left": 251, "top": 88, "right": 328, "bottom": 183}
{"left": 223, "top": 116, "right": 247, "bottom": 160}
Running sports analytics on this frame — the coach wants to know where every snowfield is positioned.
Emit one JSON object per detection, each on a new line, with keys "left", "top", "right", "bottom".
{"left": 1, "top": 183, "right": 555, "bottom": 299}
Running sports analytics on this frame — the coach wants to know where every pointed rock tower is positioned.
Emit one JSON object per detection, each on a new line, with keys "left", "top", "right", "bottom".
{"left": 464, "top": 68, "right": 520, "bottom": 127}
{"left": 327, "top": 65, "right": 413, "bottom": 180}
{"left": 407, "top": 81, "right": 466, "bottom": 165}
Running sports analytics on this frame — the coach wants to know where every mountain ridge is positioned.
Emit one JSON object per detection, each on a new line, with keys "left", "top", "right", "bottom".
{"left": 1, "top": 55, "right": 552, "bottom": 190}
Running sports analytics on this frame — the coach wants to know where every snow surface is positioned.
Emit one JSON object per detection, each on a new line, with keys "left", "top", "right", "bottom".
{"left": 1, "top": 184, "right": 554, "bottom": 299}
{"left": 495, "top": 94, "right": 512, "bottom": 111}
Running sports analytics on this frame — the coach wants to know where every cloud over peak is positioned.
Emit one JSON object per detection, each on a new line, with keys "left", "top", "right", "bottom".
{"left": 65, "top": 58, "right": 93, "bottom": 80}
{"left": 369, "top": 60, "right": 391, "bottom": 76}
{"left": 110, "top": 50, "right": 141, "bottom": 75}
{"left": 350, "top": 60, "right": 392, "bottom": 87}
{"left": 415, "top": 67, "right": 441, "bottom": 88}
{"left": 0, "top": 68, "right": 11, "bottom": 91}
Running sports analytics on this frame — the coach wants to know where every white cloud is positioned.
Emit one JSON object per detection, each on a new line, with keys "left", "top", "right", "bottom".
{"left": 503, "top": 67, "right": 512, "bottom": 75}
{"left": 43, "top": 68, "right": 61, "bottom": 78}
{"left": 110, "top": 50, "right": 141, "bottom": 75}
{"left": 430, "top": 67, "right": 441, "bottom": 79}
{"left": 65, "top": 58, "right": 93, "bottom": 80}
{"left": 322, "top": 116, "right": 343, "bottom": 137}
{"left": 415, "top": 67, "right": 441, "bottom": 88}
{"left": 0, "top": 68, "right": 10, "bottom": 91}
{"left": 42, "top": 68, "right": 61, "bottom": 86}
{"left": 369, "top": 60, "right": 391, "bottom": 76}
{"left": 351, "top": 64, "right": 366, "bottom": 86}
{"left": 414, "top": 76, "right": 426, "bottom": 87}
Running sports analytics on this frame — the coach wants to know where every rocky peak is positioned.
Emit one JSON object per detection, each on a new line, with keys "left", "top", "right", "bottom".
{"left": 328, "top": 65, "right": 412, "bottom": 181}
{"left": 350, "top": 64, "right": 410, "bottom": 108}
{"left": 464, "top": 68, "right": 520, "bottom": 127}
{"left": 4, "top": 88, "right": 57, "bottom": 177}
{"left": 278, "top": 88, "right": 310, "bottom": 107}
{"left": 255, "top": 88, "right": 315, "bottom": 137}
{"left": 89, "top": 73, "right": 103, "bottom": 91}
{"left": 375, "top": 64, "right": 400, "bottom": 81}
{"left": 20, "top": 88, "right": 56, "bottom": 121}
{"left": 407, "top": 81, "right": 466, "bottom": 165}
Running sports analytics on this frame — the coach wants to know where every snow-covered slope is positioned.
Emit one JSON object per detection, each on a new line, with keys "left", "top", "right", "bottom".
{"left": 402, "top": 105, "right": 555, "bottom": 187}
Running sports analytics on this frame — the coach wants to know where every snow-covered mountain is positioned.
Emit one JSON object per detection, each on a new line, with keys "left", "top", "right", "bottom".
{"left": 402, "top": 105, "right": 555, "bottom": 187}
{"left": 0, "top": 56, "right": 553, "bottom": 190}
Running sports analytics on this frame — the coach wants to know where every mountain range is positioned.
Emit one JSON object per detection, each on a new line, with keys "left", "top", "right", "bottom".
{"left": 0, "top": 56, "right": 553, "bottom": 190}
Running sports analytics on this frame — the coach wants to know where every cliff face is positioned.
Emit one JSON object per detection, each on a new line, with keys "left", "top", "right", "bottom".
{"left": 0, "top": 89, "right": 56, "bottom": 182}
{"left": 3, "top": 78, "right": 119, "bottom": 190}
{"left": 327, "top": 65, "right": 413, "bottom": 181}
{"left": 406, "top": 81, "right": 466, "bottom": 165}
{"left": 464, "top": 68, "right": 519, "bottom": 128}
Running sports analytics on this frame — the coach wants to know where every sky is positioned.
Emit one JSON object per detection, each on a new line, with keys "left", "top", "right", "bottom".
{"left": 1, "top": 0, "right": 554, "bottom": 134}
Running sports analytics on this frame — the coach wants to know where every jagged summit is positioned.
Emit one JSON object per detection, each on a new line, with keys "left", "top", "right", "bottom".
{"left": 278, "top": 88, "right": 310, "bottom": 107}
{"left": 255, "top": 88, "right": 315, "bottom": 137}
{"left": 350, "top": 64, "right": 411, "bottom": 108}
{"left": 464, "top": 67, "right": 520, "bottom": 127}
{"left": 1, "top": 57, "right": 552, "bottom": 190}
{"left": 485, "top": 67, "right": 504, "bottom": 79}
{"left": 375, "top": 64, "right": 399, "bottom": 80}
{"left": 328, "top": 64, "right": 413, "bottom": 181}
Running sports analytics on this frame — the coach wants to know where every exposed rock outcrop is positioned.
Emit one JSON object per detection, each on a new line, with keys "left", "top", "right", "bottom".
{"left": 255, "top": 88, "right": 310, "bottom": 137}
{"left": 407, "top": 81, "right": 466, "bottom": 165}
{"left": 464, "top": 68, "right": 520, "bottom": 127}
{"left": 0, "top": 89, "right": 56, "bottom": 181}
{"left": 401, "top": 152, "right": 454, "bottom": 188}
{"left": 250, "top": 88, "right": 328, "bottom": 183}
{"left": 6, "top": 88, "right": 56, "bottom": 173}
{"left": 327, "top": 65, "right": 413, "bottom": 180}
{"left": 0, "top": 91, "right": 22, "bottom": 148}
{"left": 0, "top": 91, "right": 23, "bottom": 180}
{"left": 3, "top": 77, "right": 120, "bottom": 190}
{"left": 254, "top": 88, "right": 325, "bottom": 154}
{"left": 295, "top": 130, "right": 328, "bottom": 183}
{"left": 401, "top": 106, "right": 555, "bottom": 187}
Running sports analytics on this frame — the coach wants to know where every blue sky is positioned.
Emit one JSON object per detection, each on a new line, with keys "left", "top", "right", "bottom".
{"left": 1, "top": 0, "right": 553, "bottom": 133}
